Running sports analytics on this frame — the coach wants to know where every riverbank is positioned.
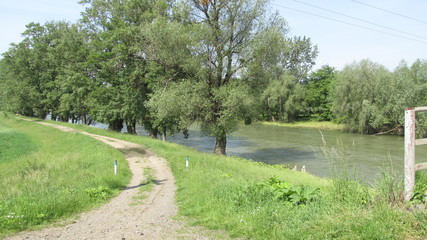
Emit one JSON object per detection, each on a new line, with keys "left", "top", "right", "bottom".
{"left": 46, "top": 118, "right": 426, "bottom": 239}
{"left": 260, "top": 120, "right": 344, "bottom": 131}
{"left": 4, "top": 116, "right": 427, "bottom": 239}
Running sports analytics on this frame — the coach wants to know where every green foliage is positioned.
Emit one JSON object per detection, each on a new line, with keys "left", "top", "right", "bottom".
{"left": 261, "top": 74, "right": 308, "bottom": 122}
{"left": 260, "top": 176, "right": 321, "bottom": 205}
{"left": 412, "top": 170, "right": 427, "bottom": 203}
{"left": 305, "top": 65, "right": 336, "bottom": 121}
{"left": 332, "top": 59, "right": 427, "bottom": 135}
{"left": 85, "top": 186, "right": 111, "bottom": 200}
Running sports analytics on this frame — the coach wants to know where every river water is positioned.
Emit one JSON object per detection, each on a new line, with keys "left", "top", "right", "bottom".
{"left": 93, "top": 123, "right": 427, "bottom": 181}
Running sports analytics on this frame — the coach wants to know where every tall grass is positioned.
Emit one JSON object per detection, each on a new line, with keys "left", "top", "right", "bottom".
{"left": 47, "top": 119, "right": 427, "bottom": 239}
{"left": 0, "top": 117, "right": 131, "bottom": 238}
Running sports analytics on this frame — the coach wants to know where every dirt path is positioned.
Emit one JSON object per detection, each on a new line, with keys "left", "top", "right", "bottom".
{"left": 7, "top": 121, "right": 226, "bottom": 240}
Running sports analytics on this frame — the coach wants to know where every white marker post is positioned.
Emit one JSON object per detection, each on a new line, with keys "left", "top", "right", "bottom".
{"left": 114, "top": 160, "right": 118, "bottom": 175}
{"left": 186, "top": 156, "right": 189, "bottom": 168}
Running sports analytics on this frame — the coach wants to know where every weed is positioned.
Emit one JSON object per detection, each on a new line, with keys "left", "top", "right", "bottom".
{"left": 132, "top": 168, "right": 155, "bottom": 204}
{"left": 412, "top": 170, "right": 427, "bottom": 203}
{"left": 261, "top": 176, "right": 321, "bottom": 205}
{"left": 85, "top": 186, "right": 111, "bottom": 200}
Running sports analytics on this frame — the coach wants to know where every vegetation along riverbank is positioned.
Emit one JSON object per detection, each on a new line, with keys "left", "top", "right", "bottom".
{"left": 7, "top": 116, "right": 424, "bottom": 240}
{"left": 260, "top": 120, "right": 344, "bottom": 131}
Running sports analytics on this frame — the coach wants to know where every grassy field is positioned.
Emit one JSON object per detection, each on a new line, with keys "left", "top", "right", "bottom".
{"left": 43, "top": 118, "right": 427, "bottom": 239}
{"left": 260, "top": 120, "right": 344, "bottom": 131}
{"left": 0, "top": 116, "right": 131, "bottom": 238}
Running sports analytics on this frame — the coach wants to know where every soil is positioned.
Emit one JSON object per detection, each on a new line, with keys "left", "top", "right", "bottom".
{"left": 7, "top": 121, "right": 228, "bottom": 240}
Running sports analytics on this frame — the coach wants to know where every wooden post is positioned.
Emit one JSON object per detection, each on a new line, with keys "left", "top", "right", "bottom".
{"left": 404, "top": 108, "right": 416, "bottom": 201}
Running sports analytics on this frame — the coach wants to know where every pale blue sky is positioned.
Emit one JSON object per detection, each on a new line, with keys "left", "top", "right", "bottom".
{"left": 1, "top": 0, "right": 426, "bottom": 71}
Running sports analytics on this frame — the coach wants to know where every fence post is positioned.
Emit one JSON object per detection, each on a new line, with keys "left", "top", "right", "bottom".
{"left": 404, "top": 108, "right": 416, "bottom": 201}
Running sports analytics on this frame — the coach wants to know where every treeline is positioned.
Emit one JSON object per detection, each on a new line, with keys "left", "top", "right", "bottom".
{"left": 0, "top": 0, "right": 318, "bottom": 155}
{"left": 0, "top": 0, "right": 426, "bottom": 155}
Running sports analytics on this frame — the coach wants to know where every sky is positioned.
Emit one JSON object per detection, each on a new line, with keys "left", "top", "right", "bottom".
{"left": 0, "top": 0, "right": 426, "bottom": 71}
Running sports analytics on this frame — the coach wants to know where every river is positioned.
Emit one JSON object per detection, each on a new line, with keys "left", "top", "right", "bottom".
{"left": 93, "top": 122, "right": 427, "bottom": 182}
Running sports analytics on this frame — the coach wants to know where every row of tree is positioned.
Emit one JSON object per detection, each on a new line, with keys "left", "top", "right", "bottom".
{"left": 0, "top": 0, "right": 426, "bottom": 155}
{"left": 0, "top": 0, "right": 318, "bottom": 155}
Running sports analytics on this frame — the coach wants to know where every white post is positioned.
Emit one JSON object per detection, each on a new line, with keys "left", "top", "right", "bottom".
{"left": 404, "top": 108, "right": 416, "bottom": 201}
{"left": 186, "top": 156, "right": 189, "bottom": 168}
{"left": 114, "top": 160, "right": 118, "bottom": 175}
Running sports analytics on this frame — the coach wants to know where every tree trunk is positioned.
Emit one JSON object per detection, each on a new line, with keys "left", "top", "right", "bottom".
{"left": 126, "top": 120, "right": 137, "bottom": 135}
{"left": 213, "top": 134, "right": 227, "bottom": 155}
{"left": 149, "top": 129, "right": 158, "bottom": 139}
{"left": 162, "top": 127, "right": 167, "bottom": 142}
{"left": 59, "top": 115, "right": 69, "bottom": 122}
{"left": 108, "top": 119, "right": 124, "bottom": 132}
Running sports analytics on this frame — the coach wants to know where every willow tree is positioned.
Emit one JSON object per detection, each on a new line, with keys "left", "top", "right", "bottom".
{"left": 186, "top": 0, "right": 285, "bottom": 155}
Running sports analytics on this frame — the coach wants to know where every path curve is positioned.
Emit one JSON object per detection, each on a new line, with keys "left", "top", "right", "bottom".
{"left": 7, "top": 121, "right": 225, "bottom": 240}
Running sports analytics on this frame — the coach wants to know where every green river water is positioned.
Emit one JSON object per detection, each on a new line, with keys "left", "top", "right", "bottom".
{"left": 88, "top": 122, "right": 427, "bottom": 182}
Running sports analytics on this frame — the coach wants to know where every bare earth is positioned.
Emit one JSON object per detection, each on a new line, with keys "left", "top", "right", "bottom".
{"left": 7, "top": 121, "right": 227, "bottom": 240}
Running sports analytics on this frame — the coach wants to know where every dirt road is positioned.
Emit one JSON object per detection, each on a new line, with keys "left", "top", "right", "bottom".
{"left": 7, "top": 121, "right": 225, "bottom": 240}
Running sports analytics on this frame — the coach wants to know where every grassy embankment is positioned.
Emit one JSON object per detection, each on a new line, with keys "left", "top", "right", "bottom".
{"left": 260, "top": 120, "right": 344, "bottom": 131}
{"left": 44, "top": 118, "right": 427, "bottom": 239}
{"left": 0, "top": 116, "right": 131, "bottom": 238}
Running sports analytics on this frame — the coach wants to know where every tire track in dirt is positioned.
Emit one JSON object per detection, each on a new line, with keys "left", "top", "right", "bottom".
{"left": 7, "top": 120, "right": 227, "bottom": 240}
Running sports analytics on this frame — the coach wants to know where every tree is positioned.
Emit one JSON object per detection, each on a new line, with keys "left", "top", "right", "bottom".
{"left": 182, "top": 0, "right": 281, "bottom": 155}
{"left": 1, "top": 21, "right": 78, "bottom": 119}
{"left": 244, "top": 25, "right": 317, "bottom": 123}
{"left": 54, "top": 25, "right": 93, "bottom": 124}
{"left": 79, "top": 0, "right": 172, "bottom": 133}
{"left": 332, "top": 59, "right": 394, "bottom": 133}
{"left": 261, "top": 73, "right": 307, "bottom": 122}
{"left": 305, "top": 65, "right": 336, "bottom": 121}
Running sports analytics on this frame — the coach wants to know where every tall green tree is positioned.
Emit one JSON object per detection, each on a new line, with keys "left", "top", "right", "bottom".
{"left": 333, "top": 59, "right": 395, "bottom": 133}
{"left": 1, "top": 21, "right": 78, "bottom": 119}
{"left": 55, "top": 24, "right": 94, "bottom": 124}
{"left": 260, "top": 73, "right": 307, "bottom": 122}
{"left": 80, "top": 0, "right": 171, "bottom": 133}
{"left": 149, "top": 0, "right": 306, "bottom": 154}
{"left": 305, "top": 65, "right": 335, "bottom": 121}
{"left": 245, "top": 28, "right": 317, "bottom": 122}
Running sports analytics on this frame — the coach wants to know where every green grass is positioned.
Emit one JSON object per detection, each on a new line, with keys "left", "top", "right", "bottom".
{"left": 0, "top": 123, "right": 37, "bottom": 164}
{"left": 260, "top": 120, "right": 344, "bottom": 130}
{"left": 0, "top": 117, "right": 131, "bottom": 238}
{"left": 132, "top": 168, "right": 155, "bottom": 204}
{"left": 10, "top": 116, "right": 427, "bottom": 239}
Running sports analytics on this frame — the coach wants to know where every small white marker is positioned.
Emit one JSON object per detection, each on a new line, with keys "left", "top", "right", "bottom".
{"left": 185, "top": 156, "right": 189, "bottom": 168}
{"left": 114, "top": 160, "right": 118, "bottom": 175}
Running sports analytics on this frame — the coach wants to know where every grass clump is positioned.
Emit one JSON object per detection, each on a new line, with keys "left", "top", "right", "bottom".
{"left": 132, "top": 168, "right": 155, "bottom": 204}
{"left": 34, "top": 118, "right": 427, "bottom": 239}
{"left": 0, "top": 117, "right": 131, "bottom": 238}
